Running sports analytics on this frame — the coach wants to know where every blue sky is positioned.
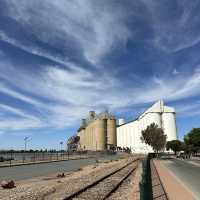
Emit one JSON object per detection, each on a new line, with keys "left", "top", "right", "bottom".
{"left": 0, "top": 0, "right": 200, "bottom": 150}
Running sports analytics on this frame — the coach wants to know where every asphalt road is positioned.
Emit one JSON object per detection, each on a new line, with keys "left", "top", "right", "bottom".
{"left": 161, "top": 158, "right": 200, "bottom": 200}
{"left": 0, "top": 155, "right": 121, "bottom": 181}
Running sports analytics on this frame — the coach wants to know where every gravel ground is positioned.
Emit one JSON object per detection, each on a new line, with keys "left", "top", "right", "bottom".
{"left": 71, "top": 161, "right": 138, "bottom": 200}
{"left": 107, "top": 160, "right": 142, "bottom": 200}
{"left": 45, "top": 157, "right": 134, "bottom": 200}
{"left": 0, "top": 156, "right": 138, "bottom": 200}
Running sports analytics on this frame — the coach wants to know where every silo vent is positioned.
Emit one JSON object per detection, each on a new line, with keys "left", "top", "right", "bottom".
{"left": 89, "top": 111, "right": 96, "bottom": 119}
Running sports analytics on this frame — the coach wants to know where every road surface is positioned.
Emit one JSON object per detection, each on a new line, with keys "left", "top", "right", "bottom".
{"left": 0, "top": 155, "right": 121, "bottom": 181}
{"left": 161, "top": 158, "right": 200, "bottom": 200}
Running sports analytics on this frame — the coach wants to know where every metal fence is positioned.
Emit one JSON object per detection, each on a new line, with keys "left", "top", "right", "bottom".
{"left": 0, "top": 151, "right": 89, "bottom": 167}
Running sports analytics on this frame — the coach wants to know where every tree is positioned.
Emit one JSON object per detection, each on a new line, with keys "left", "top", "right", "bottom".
{"left": 141, "top": 123, "right": 166, "bottom": 154}
{"left": 184, "top": 128, "right": 200, "bottom": 155}
{"left": 184, "top": 128, "right": 200, "bottom": 147}
{"left": 67, "top": 135, "right": 80, "bottom": 151}
{"left": 166, "top": 140, "right": 182, "bottom": 155}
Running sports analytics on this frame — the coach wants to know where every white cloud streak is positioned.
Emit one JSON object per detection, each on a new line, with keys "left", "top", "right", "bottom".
{"left": 1, "top": 61, "right": 200, "bottom": 133}
{"left": 0, "top": 104, "right": 38, "bottom": 120}
{"left": 175, "top": 101, "right": 200, "bottom": 117}
{"left": 3, "top": 0, "right": 131, "bottom": 64}
{"left": 1, "top": 0, "right": 200, "bottom": 134}
{"left": 142, "top": 0, "right": 200, "bottom": 52}
{"left": 0, "top": 82, "right": 43, "bottom": 107}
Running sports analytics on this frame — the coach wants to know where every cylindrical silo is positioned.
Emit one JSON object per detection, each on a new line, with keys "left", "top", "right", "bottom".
{"left": 79, "top": 129, "right": 83, "bottom": 149}
{"left": 95, "top": 119, "right": 106, "bottom": 150}
{"left": 130, "top": 123, "right": 134, "bottom": 151}
{"left": 116, "top": 127, "right": 120, "bottom": 147}
{"left": 82, "top": 129, "right": 86, "bottom": 150}
{"left": 162, "top": 112, "right": 177, "bottom": 141}
{"left": 125, "top": 126, "right": 129, "bottom": 148}
{"left": 107, "top": 119, "right": 117, "bottom": 147}
{"left": 118, "top": 127, "right": 123, "bottom": 148}
{"left": 146, "top": 113, "right": 161, "bottom": 128}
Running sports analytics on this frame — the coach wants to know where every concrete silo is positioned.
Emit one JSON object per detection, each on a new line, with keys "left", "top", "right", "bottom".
{"left": 162, "top": 112, "right": 177, "bottom": 141}
{"left": 116, "top": 100, "right": 177, "bottom": 153}
{"left": 145, "top": 113, "right": 162, "bottom": 128}
{"left": 95, "top": 119, "right": 106, "bottom": 150}
{"left": 77, "top": 111, "right": 117, "bottom": 151}
{"left": 107, "top": 119, "right": 117, "bottom": 148}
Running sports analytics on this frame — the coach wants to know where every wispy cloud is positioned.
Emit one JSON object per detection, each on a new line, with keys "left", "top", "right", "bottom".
{"left": 1, "top": 60, "right": 200, "bottom": 133}
{"left": 0, "top": 118, "right": 43, "bottom": 131}
{"left": 1, "top": 0, "right": 200, "bottom": 137}
{"left": 3, "top": 0, "right": 131, "bottom": 64}
{"left": 175, "top": 101, "right": 200, "bottom": 117}
{"left": 0, "top": 104, "right": 38, "bottom": 120}
{"left": 0, "top": 31, "right": 70, "bottom": 66}
{"left": 0, "top": 103, "right": 44, "bottom": 131}
{"left": 0, "top": 82, "right": 43, "bottom": 107}
{"left": 142, "top": 0, "right": 200, "bottom": 52}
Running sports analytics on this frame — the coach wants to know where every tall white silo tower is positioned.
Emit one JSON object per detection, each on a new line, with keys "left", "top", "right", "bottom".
{"left": 162, "top": 106, "right": 177, "bottom": 141}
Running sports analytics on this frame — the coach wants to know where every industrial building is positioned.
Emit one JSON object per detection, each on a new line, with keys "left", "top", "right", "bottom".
{"left": 117, "top": 100, "right": 177, "bottom": 153}
{"left": 77, "top": 111, "right": 116, "bottom": 151}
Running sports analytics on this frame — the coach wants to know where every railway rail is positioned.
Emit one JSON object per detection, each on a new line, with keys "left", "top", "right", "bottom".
{"left": 63, "top": 158, "right": 139, "bottom": 200}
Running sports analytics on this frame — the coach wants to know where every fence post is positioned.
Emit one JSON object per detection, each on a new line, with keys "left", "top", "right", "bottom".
{"left": 23, "top": 152, "right": 25, "bottom": 163}
{"left": 10, "top": 151, "right": 12, "bottom": 167}
{"left": 10, "top": 152, "right": 11, "bottom": 167}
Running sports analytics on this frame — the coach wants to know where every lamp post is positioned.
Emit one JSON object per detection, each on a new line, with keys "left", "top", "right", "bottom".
{"left": 23, "top": 137, "right": 31, "bottom": 163}
{"left": 60, "top": 141, "right": 63, "bottom": 152}
{"left": 60, "top": 141, "right": 63, "bottom": 159}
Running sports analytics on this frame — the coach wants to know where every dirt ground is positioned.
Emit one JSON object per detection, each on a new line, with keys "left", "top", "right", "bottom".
{"left": 0, "top": 157, "right": 142, "bottom": 200}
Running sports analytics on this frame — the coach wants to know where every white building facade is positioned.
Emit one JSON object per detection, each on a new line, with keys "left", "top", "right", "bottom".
{"left": 117, "top": 100, "right": 177, "bottom": 153}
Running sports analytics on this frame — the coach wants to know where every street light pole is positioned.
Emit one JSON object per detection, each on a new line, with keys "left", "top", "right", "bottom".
{"left": 60, "top": 141, "right": 63, "bottom": 152}
{"left": 24, "top": 137, "right": 31, "bottom": 151}
{"left": 23, "top": 137, "right": 31, "bottom": 163}
{"left": 60, "top": 141, "right": 63, "bottom": 160}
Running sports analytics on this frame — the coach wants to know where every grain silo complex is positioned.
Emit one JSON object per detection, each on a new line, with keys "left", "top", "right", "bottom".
{"left": 77, "top": 111, "right": 117, "bottom": 151}
{"left": 74, "top": 100, "right": 177, "bottom": 153}
{"left": 117, "top": 100, "right": 177, "bottom": 153}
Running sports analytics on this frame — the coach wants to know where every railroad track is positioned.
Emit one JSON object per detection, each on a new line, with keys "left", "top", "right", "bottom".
{"left": 63, "top": 158, "right": 138, "bottom": 200}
